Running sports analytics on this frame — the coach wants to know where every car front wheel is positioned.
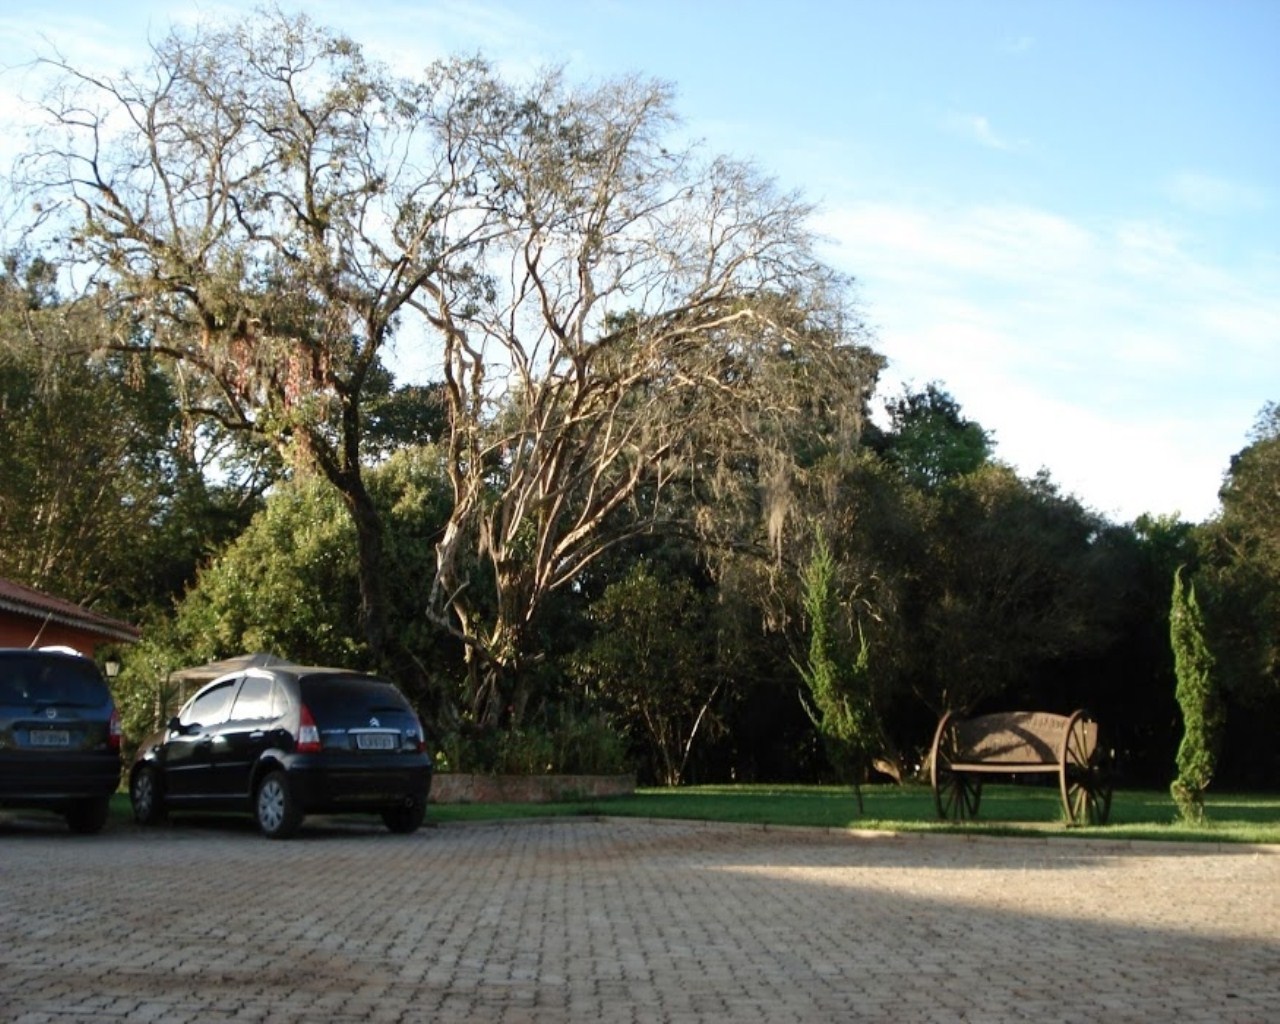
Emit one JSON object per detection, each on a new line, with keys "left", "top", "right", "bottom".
{"left": 130, "top": 766, "right": 167, "bottom": 826}
{"left": 255, "top": 771, "right": 303, "bottom": 839}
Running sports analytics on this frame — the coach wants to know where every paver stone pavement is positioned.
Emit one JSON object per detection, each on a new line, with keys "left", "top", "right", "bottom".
{"left": 0, "top": 815, "right": 1276, "bottom": 1023}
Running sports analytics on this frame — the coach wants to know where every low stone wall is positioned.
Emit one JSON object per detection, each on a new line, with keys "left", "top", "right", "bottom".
{"left": 429, "top": 773, "right": 635, "bottom": 804}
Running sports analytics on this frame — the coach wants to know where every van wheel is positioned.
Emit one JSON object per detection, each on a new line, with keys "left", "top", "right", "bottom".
{"left": 382, "top": 797, "right": 426, "bottom": 835}
{"left": 65, "top": 796, "right": 110, "bottom": 835}
{"left": 131, "top": 766, "right": 167, "bottom": 826}
{"left": 255, "top": 771, "right": 302, "bottom": 839}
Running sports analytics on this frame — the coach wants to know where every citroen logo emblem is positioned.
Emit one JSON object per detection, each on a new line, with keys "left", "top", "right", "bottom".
{"left": 45, "top": 707, "right": 57, "bottom": 720}
{"left": 370, "top": 717, "right": 380, "bottom": 728}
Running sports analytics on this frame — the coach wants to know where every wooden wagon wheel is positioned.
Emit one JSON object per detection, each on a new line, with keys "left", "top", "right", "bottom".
{"left": 1059, "top": 710, "right": 1113, "bottom": 826}
{"left": 931, "top": 712, "right": 982, "bottom": 821}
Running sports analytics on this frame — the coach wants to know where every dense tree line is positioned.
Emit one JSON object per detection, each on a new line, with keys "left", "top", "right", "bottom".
{"left": 2, "top": 9, "right": 1276, "bottom": 790}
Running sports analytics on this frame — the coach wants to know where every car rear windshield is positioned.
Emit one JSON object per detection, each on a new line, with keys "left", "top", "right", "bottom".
{"left": 298, "top": 675, "right": 413, "bottom": 719}
{"left": 0, "top": 653, "right": 108, "bottom": 707}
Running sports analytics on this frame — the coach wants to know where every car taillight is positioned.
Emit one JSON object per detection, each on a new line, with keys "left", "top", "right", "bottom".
{"left": 108, "top": 708, "right": 121, "bottom": 752}
{"left": 297, "top": 704, "right": 322, "bottom": 753}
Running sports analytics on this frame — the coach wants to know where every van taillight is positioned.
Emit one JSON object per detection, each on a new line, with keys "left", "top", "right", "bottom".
{"left": 108, "top": 708, "right": 121, "bottom": 752}
{"left": 297, "top": 704, "right": 322, "bottom": 753}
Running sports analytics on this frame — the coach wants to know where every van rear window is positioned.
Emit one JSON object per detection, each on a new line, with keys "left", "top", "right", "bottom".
{"left": 0, "top": 653, "right": 108, "bottom": 706}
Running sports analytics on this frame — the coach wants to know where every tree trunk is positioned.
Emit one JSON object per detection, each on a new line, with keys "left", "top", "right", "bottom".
{"left": 345, "top": 482, "right": 389, "bottom": 666}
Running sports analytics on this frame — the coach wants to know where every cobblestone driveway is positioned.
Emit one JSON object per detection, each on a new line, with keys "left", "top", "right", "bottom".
{"left": 1, "top": 814, "right": 1277, "bottom": 1023}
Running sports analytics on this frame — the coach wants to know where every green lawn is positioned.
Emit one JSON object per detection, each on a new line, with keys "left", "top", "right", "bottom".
{"left": 427, "top": 783, "right": 1280, "bottom": 845}
{"left": 105, "top": 784, "right": 1280, "bottom": 844}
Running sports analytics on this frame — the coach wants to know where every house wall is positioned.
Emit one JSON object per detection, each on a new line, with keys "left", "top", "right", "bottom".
{"left": 0, "top": 615, "right": 109, "bottom": 656}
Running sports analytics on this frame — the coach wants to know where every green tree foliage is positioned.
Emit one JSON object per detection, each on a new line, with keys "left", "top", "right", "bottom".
{"left": 795, "top": 450, "right": 931, "bottom": 758}
{"left": 875, "top": 382, "right": 994, "bottom": 489}
{"left": 1187, "top": 404, "right": 1280, "bottom": 787}
{"left": 1169, "top": 569, "right": 1224, "bottom": 821}
{"left": 795, "top": 532, "right": 878, "bottom": 811}
{"left": 571, "top": 561, "right": 728, "bottom": 785}
{"left": 171, "top": 476, "right": 364, "bottom": 670}
{"left": 1197, "top": 404, "right": 1280, "bottom": 705}
{"left": 104, "top": 618, "right": 196, "bottom": 757}
{"left": 1219, "top": 403, "right": 1280, "bottom": 569}
{"left": 1075, "top": 514, "right": 1197, "bottom": 786}
{"left": 158, "top": 447, "right": 456, "bottom": 709}
{"left": 718, "top": 385, "right": 1119, "bottom": 775}
{"left": 0, "top": 253, "right": 254, "bottom": 615}
{"left": 364, "top": 381, "right": 449, "bottom": 459}
{"left": 910, "top": 466, "right": 1113, "bottom": 714}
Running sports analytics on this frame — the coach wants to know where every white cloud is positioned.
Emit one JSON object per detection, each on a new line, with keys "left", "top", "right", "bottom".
{"left": 1196, "top": 299, "right": 1280, "bottom": 358}
{"left": 818, "top": 197, "right": 1280, "bottom": 522}
{"left": 946, "top": 113, "right": 1024, "bottom": 152}
{"left": 993, "top": 394, "right": 1229, "bottom": 522}
{"left": 323, "top": 0, "right": 555, "bottom": 83}
{"left": 1164, "top": 172, "right": 1269, "bottom": 215}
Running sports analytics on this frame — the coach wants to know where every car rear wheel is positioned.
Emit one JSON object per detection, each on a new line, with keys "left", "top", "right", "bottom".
{"left": 382, "top": 797, "right": 426, "bottom": 835}
{"left": 255, "top": 771, "right": 303, "bottom": 839}
{"left": 130, "top": 766, "right": 167, "bottom": 826}
{"left": 65, "top": 796, "right": 110, "bottom": 835}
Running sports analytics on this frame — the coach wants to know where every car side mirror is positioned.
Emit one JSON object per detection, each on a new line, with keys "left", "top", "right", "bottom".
{"left": 167, "top": 716, "right": 186, "bottom": 735}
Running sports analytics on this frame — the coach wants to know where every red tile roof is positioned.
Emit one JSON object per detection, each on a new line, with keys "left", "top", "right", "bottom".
{"left": 0, "top": 577, "right": 140, "bottom": 644}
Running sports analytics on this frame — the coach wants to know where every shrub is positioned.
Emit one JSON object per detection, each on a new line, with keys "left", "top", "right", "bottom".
{"left": 435, "top": 708, "right": 629, "bottom": 775}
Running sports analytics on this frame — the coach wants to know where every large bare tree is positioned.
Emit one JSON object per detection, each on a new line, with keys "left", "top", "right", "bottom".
{"left": 413, "top": 67, "right": 881, "bottom": 724}
{"left": 18, "top": 10, "right": 879, "bottom": 722}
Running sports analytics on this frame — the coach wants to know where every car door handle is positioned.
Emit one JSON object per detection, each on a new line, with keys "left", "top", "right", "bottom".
{"left": 250, "top": 731, "right": 266, "bottom": 739}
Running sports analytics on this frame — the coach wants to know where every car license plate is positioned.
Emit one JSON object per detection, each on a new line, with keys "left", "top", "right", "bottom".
{"left": 29, "top": 729, "right": 71, "bottom": 747}
{"left": 355, "top": 732, "right": 397, "bottom": 751}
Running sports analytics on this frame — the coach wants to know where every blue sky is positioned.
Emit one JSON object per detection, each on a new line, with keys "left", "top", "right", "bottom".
{"left": 2, "top": 0, "right": 1277, "bottom": 523}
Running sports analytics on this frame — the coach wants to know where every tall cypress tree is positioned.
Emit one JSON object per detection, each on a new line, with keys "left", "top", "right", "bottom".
{"left": 1169, "top": 568, "right": 1224, "bottom": 822}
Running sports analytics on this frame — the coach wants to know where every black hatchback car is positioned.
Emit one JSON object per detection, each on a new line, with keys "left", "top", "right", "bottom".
{"left": 0, "top": 647, "right": 122, "bottom": 833}
{"left": 129, "top": 663, "right": 432, "bottom": 838}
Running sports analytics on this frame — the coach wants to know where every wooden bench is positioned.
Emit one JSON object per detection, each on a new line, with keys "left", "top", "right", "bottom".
{"left": 929, "top": 709, "right": 1113, "bottom": 825}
